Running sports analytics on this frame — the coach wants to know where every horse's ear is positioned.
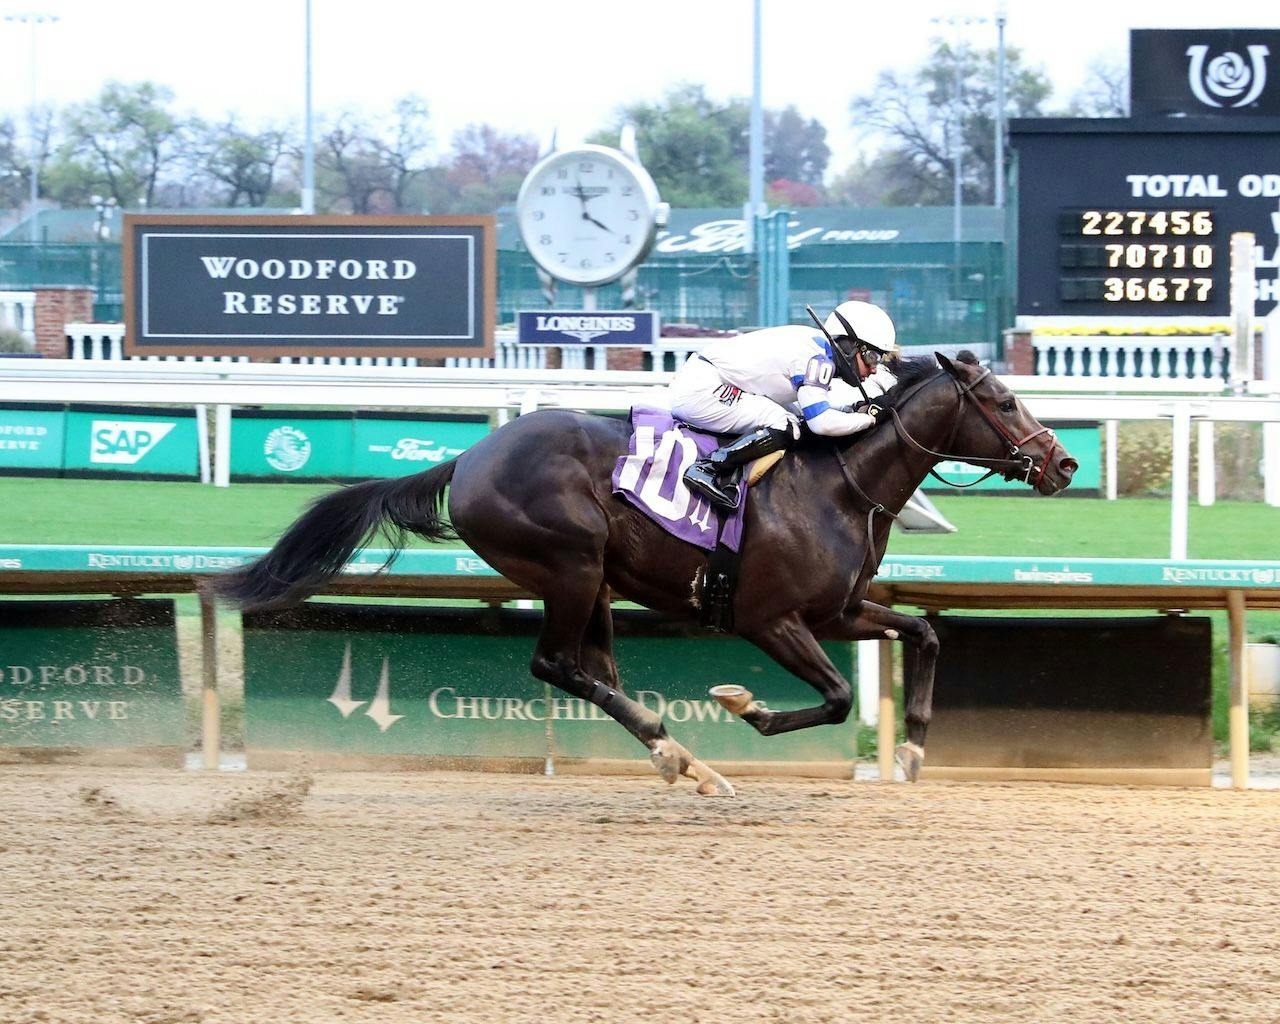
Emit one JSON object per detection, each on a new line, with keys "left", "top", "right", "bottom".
{"left": 935, "top": 351, "right": 959, "bottom": 378}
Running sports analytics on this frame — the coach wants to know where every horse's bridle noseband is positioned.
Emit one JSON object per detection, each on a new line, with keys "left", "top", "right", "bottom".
{"left": 888, "top": 366, "right": 1060, "bottom": 490}
{"left": 832, "top": 365, "right": 1062, "bottom": 584}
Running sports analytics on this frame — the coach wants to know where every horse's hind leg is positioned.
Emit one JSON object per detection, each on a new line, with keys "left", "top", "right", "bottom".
{"left": 534, "top": 580, "right": 734, "bottom": 797}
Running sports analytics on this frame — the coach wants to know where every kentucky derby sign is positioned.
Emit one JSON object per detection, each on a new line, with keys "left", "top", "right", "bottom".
{"left": 124, "top": 215, "right": 495, "bottom": 358}
{"left": 517, "top": 310, "right": 659, "bottom": 346}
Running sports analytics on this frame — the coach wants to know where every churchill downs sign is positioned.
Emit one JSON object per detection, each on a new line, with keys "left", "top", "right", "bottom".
{"left": 242, "top": 604, "right": 856, "bottom": 768}
{"left": 124, "top": 215, "right": 495, "bottom": 358}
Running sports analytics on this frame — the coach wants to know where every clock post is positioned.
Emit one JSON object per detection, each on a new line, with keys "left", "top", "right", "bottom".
{"left": 515, "top": 128, "right": 667, "bottom": 371}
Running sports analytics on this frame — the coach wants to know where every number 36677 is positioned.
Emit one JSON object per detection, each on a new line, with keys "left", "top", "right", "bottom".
{"left": 1103, "top": 277, "right": 1212, "bottom": 302}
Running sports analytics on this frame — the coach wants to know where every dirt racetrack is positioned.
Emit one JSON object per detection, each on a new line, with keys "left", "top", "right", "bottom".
{"left": 3, "top": 767, "right": 1279, "bottom": 1024}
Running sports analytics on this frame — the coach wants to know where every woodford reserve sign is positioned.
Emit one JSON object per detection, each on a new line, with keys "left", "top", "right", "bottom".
{"left": 124, "top": 215, "right": 495, "bottom": 358}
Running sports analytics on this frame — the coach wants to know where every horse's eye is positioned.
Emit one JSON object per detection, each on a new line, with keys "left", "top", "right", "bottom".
{"left": 999, "top": 400, "right": 1016, "bottom": 414}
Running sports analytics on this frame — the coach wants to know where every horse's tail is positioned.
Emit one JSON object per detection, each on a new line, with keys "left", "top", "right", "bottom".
{"left": 214, "top": 459, "right": 458, "bottom": 610}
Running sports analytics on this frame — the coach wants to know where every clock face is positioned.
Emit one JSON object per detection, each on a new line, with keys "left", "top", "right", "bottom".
{"left": 516, "top": 146, "right": 660, "bottom": 286}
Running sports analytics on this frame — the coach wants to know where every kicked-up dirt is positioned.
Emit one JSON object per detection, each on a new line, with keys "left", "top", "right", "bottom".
{"left": 2, "top": 767, "right": 1278, "bottom": 1024}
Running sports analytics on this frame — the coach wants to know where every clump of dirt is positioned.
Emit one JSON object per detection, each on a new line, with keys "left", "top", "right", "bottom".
{"left": 204, "top": 772, "right": 313, "bottom": 824}
{"left": 349, "top": 985, "right": 401, "bottom": 1003}
{"left": 77, "top": 784, "right": 131, "bottom": 819}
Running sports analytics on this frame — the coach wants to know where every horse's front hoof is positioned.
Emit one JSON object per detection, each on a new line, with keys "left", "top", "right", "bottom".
{"left": 696, "top": 775, "right": 736, "bottom": 797}
{"left": 895, "top": 742, "right": 925, "bottom": 782}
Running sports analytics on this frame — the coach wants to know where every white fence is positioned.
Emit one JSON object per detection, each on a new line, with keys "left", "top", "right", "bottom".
{"left": 1032, "top": 333, "right": 1231, "bottom": 379}
{"left": 65, "top": 321, "right": 1235, "bottom": 382}
{"left": 2, "top": 356, "right": 1279, "bottom": 561}
{"left": 63, "top": 322, "right": 710, "bottom": 371}
{"left": 0, "top": 291, "right": 35, "bottom": 345}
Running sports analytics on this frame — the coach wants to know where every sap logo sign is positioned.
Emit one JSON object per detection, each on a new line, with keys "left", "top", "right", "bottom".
{"left": 90, "top": 420, "right": 176, "bottom": 465}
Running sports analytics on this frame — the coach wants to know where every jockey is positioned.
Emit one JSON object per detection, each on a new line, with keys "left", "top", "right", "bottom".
{"left": 673, "top": 300, "right": 899, "bottom": 510}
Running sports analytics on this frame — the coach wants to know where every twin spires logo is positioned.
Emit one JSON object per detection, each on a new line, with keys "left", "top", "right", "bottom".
{"left": 90, "top": 420, "right": 176, "bottom": 465}
{"left": 326, "top": 642, "right": 403, "bottom": 732}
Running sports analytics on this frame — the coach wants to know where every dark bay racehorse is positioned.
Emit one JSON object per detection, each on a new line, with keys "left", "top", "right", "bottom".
{"left": 218, "top": 351, "right": 1076, "bottom": 796}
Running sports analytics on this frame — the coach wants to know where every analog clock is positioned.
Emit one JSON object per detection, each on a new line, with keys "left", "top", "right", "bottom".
{"left": 516, "top": 143, "right": 664, "bottom": 287}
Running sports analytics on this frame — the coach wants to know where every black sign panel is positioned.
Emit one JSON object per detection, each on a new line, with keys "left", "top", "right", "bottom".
{"left": 927, "top": 615, "right": 1211, "bottom": 775}
{"left": 1131, "top": 29, "right": 1280, "bottom": 117}
{"left": 1011, "top": 119, "right": 1280, "bottom": 317}
{"left": 124, "top": 216, "right": 494, "bottom": 357}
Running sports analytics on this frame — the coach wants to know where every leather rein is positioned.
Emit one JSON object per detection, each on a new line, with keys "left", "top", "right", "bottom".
{"left": 833, "top": 367, "right": 1061, "bottom": 571}
{"left": 893, "top": 367, "right": 1059, "bottom": 490}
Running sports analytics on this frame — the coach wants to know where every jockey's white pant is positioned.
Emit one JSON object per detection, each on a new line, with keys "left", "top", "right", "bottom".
{"left": 669, "top": 355, "right": 796, "bottom": 435}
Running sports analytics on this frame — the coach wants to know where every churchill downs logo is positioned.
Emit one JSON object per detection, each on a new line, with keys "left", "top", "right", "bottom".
{"left": 324, "top": 643, "right": 749, "bottom": 734}
{"left": 1186, "top": 44, "right": 1270, "bottom": 108}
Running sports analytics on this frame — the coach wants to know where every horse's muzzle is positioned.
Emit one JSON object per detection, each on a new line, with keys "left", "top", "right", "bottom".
{"left": 1037, "top": 453, "right": 1078, "bottom": 495}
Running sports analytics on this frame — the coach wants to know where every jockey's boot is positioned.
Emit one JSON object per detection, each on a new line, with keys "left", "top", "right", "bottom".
{"left": 684, "top": 425, "right": 794, "bottom": 511}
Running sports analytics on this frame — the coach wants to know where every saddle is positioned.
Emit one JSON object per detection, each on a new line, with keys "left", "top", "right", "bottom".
{"left": 613, "top": 409, "right": 791, "bottom": 633}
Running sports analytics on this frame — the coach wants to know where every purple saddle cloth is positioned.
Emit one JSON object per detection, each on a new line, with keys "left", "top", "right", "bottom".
{"left": 611, "top": 406, "right": 746, "bottom": 553}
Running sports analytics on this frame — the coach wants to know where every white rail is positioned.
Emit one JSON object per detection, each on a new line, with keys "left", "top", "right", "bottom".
{"left": 0, "top": 291, "right": 36, "bottom": 345}
{"left": 0, "top": 357, "right": 1266, "bottom": 415}
{"left": 62, "top": 322, "right": 711, "bottom": 371}
{"left": 3, "top": 356, "right": 1278, "bottom": 558}
{"left": 1031, "top": 333, "right": 1230, "bottom": 379}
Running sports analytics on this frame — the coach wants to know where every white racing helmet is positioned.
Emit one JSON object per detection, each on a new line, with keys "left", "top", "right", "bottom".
{"left": 823, "top": 300, "right": 897, "bottom": 355}
{"left": 822, "top": 300, "right": 897, "bottom": 385}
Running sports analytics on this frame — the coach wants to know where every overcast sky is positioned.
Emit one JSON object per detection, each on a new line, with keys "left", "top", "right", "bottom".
{"left": 3, "top": 0, "right": 1277, "bottom": 176}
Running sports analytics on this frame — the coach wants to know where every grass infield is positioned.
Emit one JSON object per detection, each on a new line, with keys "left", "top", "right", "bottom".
{"left": 6, "top": 475, "right": 1280, "bottom": 751}
{"left": 4, "top": 475, "right": 1280, "bottom": 561}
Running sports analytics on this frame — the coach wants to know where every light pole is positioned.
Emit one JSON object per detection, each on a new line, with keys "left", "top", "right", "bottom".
{"left": 931, "top": 15, "right": 988, "bottom": 287}
{"left": 301, "top": 0, "right": 315, "bottom": 214}
{"left": 746, "top": 0, "right": 764, "bottom": 254}
{"left": 994, "top": 4, "right": 1008, "bottom": 209}
{"left": 4, "top": 11, "right": 59, "bottom": 244}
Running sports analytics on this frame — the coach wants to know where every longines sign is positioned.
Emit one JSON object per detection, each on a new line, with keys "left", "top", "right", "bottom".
{"left": 124, "top": 215, "right": 495, "bottom": 358}
{"left": 517, "top": 310, "right": 659, "bottom": 346}
{"left": 1131, "top": 29, "right": 1280, "bottom": 117}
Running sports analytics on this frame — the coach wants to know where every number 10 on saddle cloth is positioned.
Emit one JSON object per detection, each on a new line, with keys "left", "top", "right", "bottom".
{"left": 612, "top": 406, "right": 748, "bottom": 553}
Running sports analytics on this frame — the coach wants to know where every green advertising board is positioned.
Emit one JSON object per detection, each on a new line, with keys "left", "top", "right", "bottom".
{"left": 0, "top": 599, "right": 183, "bottom": 764}
{"left": 0, "top": 404, "right": 65, "bottom": 473}
{"left": 243, "top": 604, "right": 856, "bottom": 770}
{"left": 62, "top": 405, "right": 199, "bottom": 479}
{"left": 231, "top": 412, "right": 488, "bottom": 480}
{"left": 922, "top": 422, "right": 1102, "bottom": 495}
{"left": 353, "top": 415, "right": 489, "bottom": 478}
{"left": 231, "top": 411, "right": 353, "bottom": 479}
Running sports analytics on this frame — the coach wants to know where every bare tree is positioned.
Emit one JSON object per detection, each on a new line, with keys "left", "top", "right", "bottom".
{"left": 317, "top": 97, "right": 432, "bottom": 214}
{"left": 194, "top": 119, "right": 292, "bottom": 207}
{"left": 61, "top": 81, "right": 186, "bottom": 206}
{"left": 846, "top": 40, "right": 1052, "bottom": 206}
{"left": 372, "top": 95, "right": 432, "bottom": 212}
{"left": 1065, "top": 58, "right": 1129, "bottom": 117}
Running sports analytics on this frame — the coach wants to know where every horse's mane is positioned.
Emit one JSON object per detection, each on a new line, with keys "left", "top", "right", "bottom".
{"left": 872, "top": 356, "right": 943, "bottom": 411}
{"left": 875, "top": 350, "right": 981, "bottom": 409}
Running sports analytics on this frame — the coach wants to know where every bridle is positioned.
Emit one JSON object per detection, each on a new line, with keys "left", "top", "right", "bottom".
{"left": 832, "top": 365, "right": 1061, "bottom": 571}
{"left": 894, "top": 366, "right": 1060, "bottom": 490}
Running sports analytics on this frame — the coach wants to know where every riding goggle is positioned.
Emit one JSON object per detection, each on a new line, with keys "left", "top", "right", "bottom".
{"left": 857, "top": 344, "right": 883, "bottom": 369}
